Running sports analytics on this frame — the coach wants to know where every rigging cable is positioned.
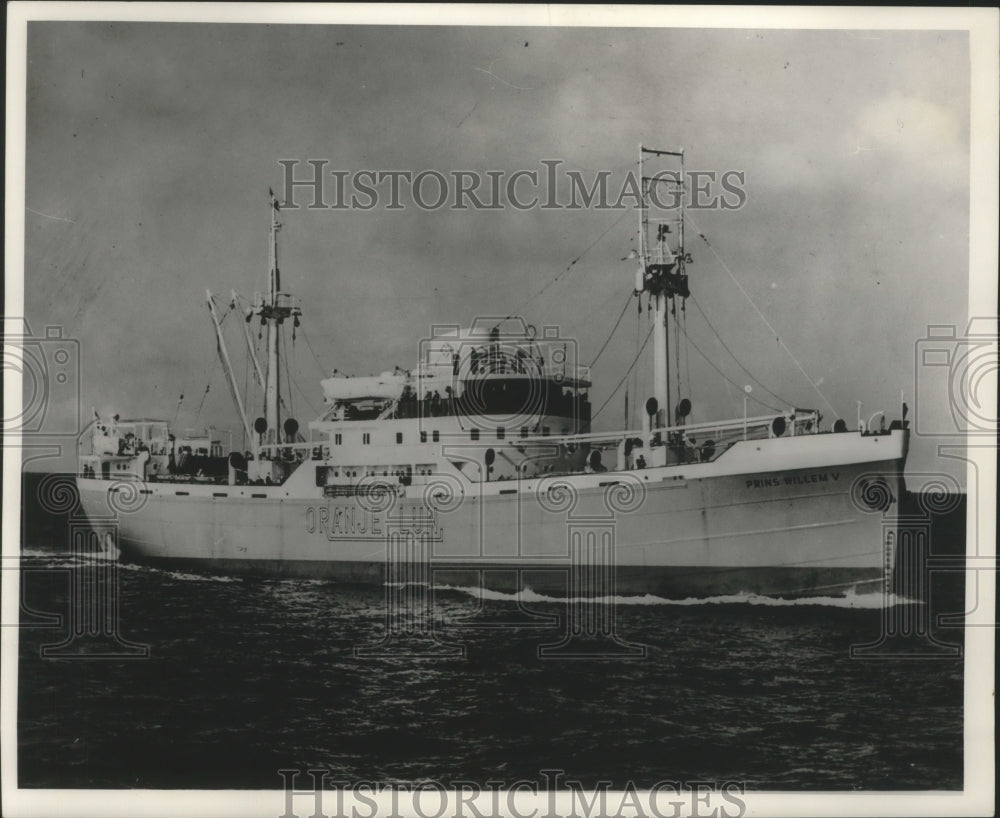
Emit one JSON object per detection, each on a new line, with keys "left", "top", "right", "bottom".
{"left": 287, "top": 323, "right": 295, "bottom": 418}
{"left": 682, "top": 303, "right": 692, "bottom": 412}
{"left": 200, "top": 293, "right": 239, "bottom": 428}
{"left": 275, "top": 323, "right": 291, "bottom": 417}
{"left": 673, "top": 297, "right": 682, "bottom": 406}
{"left": 629, "top": 302, "right": 642, "bottom": 428}
{"left": 282, "top": 321, "right": 321, "bottom": 418}
{"left": 192, "top": 382, "right": 211, "bottom": 425}
{"left": 688, "top": 295, "right": 797, "bottom": 410}
{"left": 299, "top": 324, "right": 333, "bottom": 380}
{"left": 534, "top": 209, "right": 632, "bottom": 304}
{"left": 495, "top": 204, "right": 634, "bottom": 330}
{"left": 588, "top": 292, "right": 634, "bottom": 368}
{"left": 684, "top": 211, "right": 837, "bottom": 417}
{"left": 677, "top": 322, "right": 783, "bottom": 413}
{"left": 592, "top": 324, "right": 655, "bottom": 422}
{"left": 241, "top": 347, "right": 249, "bottom": 452}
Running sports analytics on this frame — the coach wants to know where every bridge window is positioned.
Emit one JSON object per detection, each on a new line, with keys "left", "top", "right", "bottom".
{"left": 520, "top": 427, "right": 528, "bottom": 439}
{"left": 497, "top": 427, "right": 506, "bottom": 440}
{"left": 334, "top": 433, "right": 342, "bottom": 445}
{"left": 396, "top": 432, "right": 403, "bottom": 444}
{"left": 432, "top": 430, "right": 440, "bottom": 442}
{"left": 471, "top": 429, "right": 480, "bottom": 441}
{"left": 363, "top": 433, "right": 371, "bottom": 445}
{"left": 420, "top": 431, "right": 427, "bottom": 443}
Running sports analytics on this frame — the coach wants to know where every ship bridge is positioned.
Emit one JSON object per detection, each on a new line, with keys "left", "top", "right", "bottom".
{"left": 319, "top": 317, "right": 591, "bottom": 430}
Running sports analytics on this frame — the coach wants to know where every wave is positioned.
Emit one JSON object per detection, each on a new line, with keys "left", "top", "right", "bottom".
{"left": 14, "top": 559, "right": 88, "bottom": 569}
{"left": 426, "top": 584, "right": 921, "bottom": 609}
{"left": 272, "top": 578, "right": 329, "bottom": 586}
{"left": 18, "top": 548, "right": 76, "bottom": 558}
{"left": 161, "top": 571, "right": 242, "bottom": 583}
{"left": 16, "top": 555, "right": 241, "bottom": 583}
{"left": 13, "top": 555, "right": 917, "bottom": 604}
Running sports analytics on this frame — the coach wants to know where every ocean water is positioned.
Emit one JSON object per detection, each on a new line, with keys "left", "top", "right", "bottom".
{"left": 16, "top": 515, "right": 965, "bottom": 792}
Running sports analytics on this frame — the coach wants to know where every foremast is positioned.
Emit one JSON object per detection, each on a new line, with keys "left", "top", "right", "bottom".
{"left": 637, "top": 145, "right": 690, "bottom": 430}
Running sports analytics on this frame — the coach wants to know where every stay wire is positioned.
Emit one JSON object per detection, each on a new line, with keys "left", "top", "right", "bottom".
{"left": 685, "top": 212, "right": 837, "bottom": 417}
{"left": 688, "top": 295, "right": 797, "bottom": 410}
{"left": 496, "top": 206, "right": 633, "bottom": 329}
{"left": 678, "top": 323, "right": 783, "bottom": 413}
{"left": 593, "top": 323, "right": 655, "bottom": 422}
{"left": 282, "top": 322, "right": 321, "bottom": 419}
{"left": 588, "top": 292, "right": 634, "bottom": 368}
{"left": 300, "top": 324, "right": 332, "bottom": 380}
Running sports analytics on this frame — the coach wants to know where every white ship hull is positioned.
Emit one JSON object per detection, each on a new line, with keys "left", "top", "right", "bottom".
{"left": 77, "top": 430, "right": 906, "bottom": 598}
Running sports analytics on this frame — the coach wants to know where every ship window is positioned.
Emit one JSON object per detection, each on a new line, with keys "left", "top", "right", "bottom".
{"left": 363, "top": 433, "right": 371, "bottom": 445}
{"left": 420, "top": 431, "right": 427, "bottom": 443}
{"left": 542, "top": 427, "right": 550, "bottom": 436}
{"left": 396, "top": 432, "right": 403, "bottom": 444}
{"left": 497, "top": 427, "right": 506, "bottom": 440}
{"left": 470, "top": 429, "right": 480, "bottom": 441}
{"left": 432, "top": 430, "right": 440, "bottom": 442}
{"left": 334, "top": 433, "right": 342, "bottom": 445}
{"left": 520, "top": 427, "right": 528, "bottom": 439}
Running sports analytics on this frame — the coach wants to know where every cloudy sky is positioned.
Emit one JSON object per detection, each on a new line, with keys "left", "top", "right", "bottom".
{"left": 17, "top": 13, "right": 982, "bottom": 483}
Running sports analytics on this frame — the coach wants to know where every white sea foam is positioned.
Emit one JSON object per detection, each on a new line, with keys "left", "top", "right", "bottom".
{"left": 273, "top": 578, "right": 328, "bottom": 586}
{"left": 18, "top": 548, "right": 75, "bottom": 559}
{"left": 162, "top": 570, "right": 242, "bottom": 583}
{"left": 12, "top": 559, "right": 83, "bottom": 569}
{"left": 428, "top": 584, "right": 920, "bottom": 608}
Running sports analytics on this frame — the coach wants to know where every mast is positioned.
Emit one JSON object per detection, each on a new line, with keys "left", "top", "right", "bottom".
{"left": 637, "top": 146, "right": 689, "bottom": 429}
{"left": 252, "top": 190, "right": 300, "bottom": 446}
{"left": 265, "top": 190, "right": 281, "bottom": 444}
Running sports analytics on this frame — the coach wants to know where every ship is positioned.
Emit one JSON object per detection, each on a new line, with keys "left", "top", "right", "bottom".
{"left": 76, "top": 146, "right": 909, "bottom": 598}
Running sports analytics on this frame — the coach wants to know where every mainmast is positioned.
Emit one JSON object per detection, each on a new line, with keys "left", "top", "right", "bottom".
{"left": 637, "top": 145, "right": 690, "bottom": 429}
